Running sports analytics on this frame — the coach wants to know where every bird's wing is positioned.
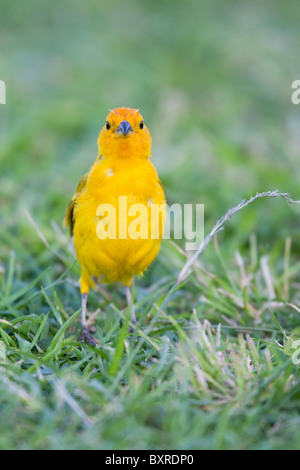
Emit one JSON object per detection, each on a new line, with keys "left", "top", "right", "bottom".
{"left": 64, "top": 172, "right": 89, "bottom": 236}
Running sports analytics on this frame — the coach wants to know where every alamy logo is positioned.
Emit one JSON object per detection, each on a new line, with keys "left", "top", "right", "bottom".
{"left": 291, "top": 340, "right": 300, "bottom": 365}
{"left": 0, "top": 80, "right": 6, "bottom": 104}
{"left": 95, "top": 196, "right": 204, "bottom": 251}
{"left": 291, "top": 80, "right": 300, "bottom": 105}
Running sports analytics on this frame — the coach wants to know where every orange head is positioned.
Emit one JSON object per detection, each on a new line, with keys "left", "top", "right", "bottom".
{"left": 98, "top": 107, "right": 152, "bottom": 159}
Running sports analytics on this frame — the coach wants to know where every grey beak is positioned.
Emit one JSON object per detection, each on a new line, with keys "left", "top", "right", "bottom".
{"left": 117, "top": 120, "right": 133, "bottom": 135}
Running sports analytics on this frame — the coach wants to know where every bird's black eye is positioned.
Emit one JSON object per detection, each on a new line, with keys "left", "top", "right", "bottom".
{"left": 140, "top": 121, "right": 144, "bottom": 129}
{"left": 106, "top": 121, "right": 110, "bottom": 130}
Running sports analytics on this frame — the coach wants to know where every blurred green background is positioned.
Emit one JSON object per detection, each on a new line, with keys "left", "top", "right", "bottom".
{"left": 1, "top": 0, "right": 300, "bottom": 259}
{"left": 1, "top": 0, "right": 300, "bottom": 450}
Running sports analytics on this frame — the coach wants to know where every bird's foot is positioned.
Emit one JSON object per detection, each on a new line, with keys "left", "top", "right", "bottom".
{"left": 82, "top": 326, "right": 98, "bottom": 347}
{"left": 129, "top": 318, "right": 137, "bottom": 334}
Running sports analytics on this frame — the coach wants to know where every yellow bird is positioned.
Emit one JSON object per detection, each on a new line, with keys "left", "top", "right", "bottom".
{"left": 64, "top": 107, "right": 166, "bottom": 345}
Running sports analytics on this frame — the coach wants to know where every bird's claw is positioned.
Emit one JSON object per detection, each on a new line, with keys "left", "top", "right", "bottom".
{"left": 82, "top": 326, "right": 98, "bottom": 347}
{"left": 128, "top": 319, "right": 137, "bottom": 334}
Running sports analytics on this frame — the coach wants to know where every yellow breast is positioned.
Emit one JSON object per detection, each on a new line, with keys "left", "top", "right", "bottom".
{"left": 73, "top": 156, "right": 166, "bottom": 285}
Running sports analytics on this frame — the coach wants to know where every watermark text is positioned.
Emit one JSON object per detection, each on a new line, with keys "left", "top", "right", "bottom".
{"left": 0, "top": 80, "right": 6, "bottom": 104}
{"left": 95, "top": 196, "right": 204, "bottom": 251}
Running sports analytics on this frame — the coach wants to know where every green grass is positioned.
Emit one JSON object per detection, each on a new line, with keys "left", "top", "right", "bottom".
{"left": 1, "top": 0, "right": 300, "bottom": 450}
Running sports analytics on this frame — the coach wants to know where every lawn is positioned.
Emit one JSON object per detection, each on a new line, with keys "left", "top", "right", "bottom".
{"left": 0, "top": 0, "right": 300, "bottom": 450}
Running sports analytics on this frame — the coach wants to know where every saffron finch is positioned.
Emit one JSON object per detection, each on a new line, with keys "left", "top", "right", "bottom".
{"left": 64, "top": 107, "right": 166, "bottom": 345}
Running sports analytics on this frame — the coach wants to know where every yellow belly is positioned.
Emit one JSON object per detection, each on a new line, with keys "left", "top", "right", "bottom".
{"left": 73, "top": 157, "right": 165, "bottom": 287}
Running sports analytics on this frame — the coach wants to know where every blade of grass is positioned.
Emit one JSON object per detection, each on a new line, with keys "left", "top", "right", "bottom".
{"left": 270, "top": 309, "right": 289, "bottom": 341}
{"left": 29, "top": 313, "right": 49, "bottom": 352}
{"left": 4, "top": 251, "right": 15, "bottom": 297}
{"left": 48, "top": 307, "right": 81, "bottom": 351}
{"left": 0, "top": 267, "right": 50, "bottom": 309}
{"left": 108, "top": 310, "right": 130, "bottom": 377}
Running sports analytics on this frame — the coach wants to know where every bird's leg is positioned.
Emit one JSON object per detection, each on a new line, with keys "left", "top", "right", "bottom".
{"left": 125, "top": 285, "right": 136, "bottom": 329}
{"left": 81, "top": 293, "right": 97, "bottom": 346}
